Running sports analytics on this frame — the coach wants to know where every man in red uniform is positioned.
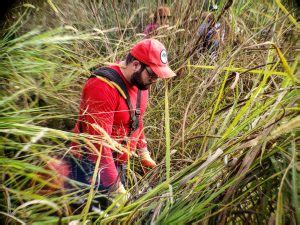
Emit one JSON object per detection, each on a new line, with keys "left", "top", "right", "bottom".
{"left": 71, "top": 39, "right": 176, "bottom": 194}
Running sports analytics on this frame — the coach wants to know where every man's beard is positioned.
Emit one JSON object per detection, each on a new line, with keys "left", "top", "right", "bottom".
{"left": 130, "top": 69, "right": 151, "bottom": 90}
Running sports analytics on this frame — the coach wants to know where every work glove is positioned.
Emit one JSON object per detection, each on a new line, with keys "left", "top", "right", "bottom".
{"left": 110, "top": 181, "right": 130, "bottom": 206}
{"left": 113, "top": 181, "right": 127, "bottom": 195}
{"left": 138, "top": 148, "right": 157, "bottom": 169}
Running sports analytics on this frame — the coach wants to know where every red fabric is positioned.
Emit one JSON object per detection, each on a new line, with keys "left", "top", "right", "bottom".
{"left": 72, "top": 65, "right": 148, "bottom": 187}
{"left": 143, "top": 23, "right": 158, "bottom": 36}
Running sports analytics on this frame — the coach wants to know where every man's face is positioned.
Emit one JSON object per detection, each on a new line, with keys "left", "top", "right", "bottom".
{"left": 131, "top": 66, "right": 158, "bottom": 90}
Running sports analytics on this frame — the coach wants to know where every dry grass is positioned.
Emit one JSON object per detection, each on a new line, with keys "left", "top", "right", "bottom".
{"left": 0, "top": 0, "right": 299, "bottom": 224}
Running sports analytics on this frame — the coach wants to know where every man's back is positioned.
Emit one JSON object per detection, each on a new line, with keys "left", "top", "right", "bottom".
{"left": 72, "top": 65, "right": 148, "bottom": 187}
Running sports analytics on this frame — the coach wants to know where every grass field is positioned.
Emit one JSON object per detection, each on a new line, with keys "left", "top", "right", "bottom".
{"left": 0, "top": 0, "right": 299, "bottom": 224}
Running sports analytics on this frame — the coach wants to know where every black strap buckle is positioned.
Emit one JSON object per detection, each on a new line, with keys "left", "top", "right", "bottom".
{"left": 135, "top": 108, "right": 141, "bottom": 116}
{"left": 131, "top": 117, "right": 139, "bottom": 131}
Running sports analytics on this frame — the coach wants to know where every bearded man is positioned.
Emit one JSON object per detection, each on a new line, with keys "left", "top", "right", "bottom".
{"left": 70, "top": 39, "right": 176, "bottom": 195}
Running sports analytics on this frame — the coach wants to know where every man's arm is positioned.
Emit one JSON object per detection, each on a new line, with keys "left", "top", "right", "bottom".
{"left": 81, "top": 77, "right": 120, "bottom": 188}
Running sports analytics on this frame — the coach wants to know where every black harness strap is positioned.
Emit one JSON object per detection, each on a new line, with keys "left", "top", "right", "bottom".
{"left": 90, "top": 67, "right": 141, "bottom": 136}
{"left": 130, "top": 89, "right": 141, "bottom": 136}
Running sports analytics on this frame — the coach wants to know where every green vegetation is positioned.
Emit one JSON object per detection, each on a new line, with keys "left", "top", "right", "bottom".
{"left": 1, "top": 0, "right": 299, "bottom": 224}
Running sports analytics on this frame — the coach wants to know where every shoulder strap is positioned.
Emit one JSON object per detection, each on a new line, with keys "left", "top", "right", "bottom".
{"left": 91, "top": 67, "right": 128, "bottom": 99}
{"left": 130, "top": 89, "right": 141, "bottom": 136}
{"left": 90, "top": 67, "right": 142, "bottom": 135}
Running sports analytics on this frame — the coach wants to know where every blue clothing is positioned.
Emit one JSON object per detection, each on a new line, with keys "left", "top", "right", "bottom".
{"left": 68, "top": 154, "right": 127, "bottom": 192}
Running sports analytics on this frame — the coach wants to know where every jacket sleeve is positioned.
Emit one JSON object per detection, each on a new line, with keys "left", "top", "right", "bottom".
{"left": 80, "top": 78, "right": 119, "bottom": 188}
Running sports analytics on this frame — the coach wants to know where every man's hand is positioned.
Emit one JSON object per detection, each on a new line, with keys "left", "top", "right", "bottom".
{"left": 113, "top": 181, "right": 127, "bottom": 195}
{"left": 138, "top": 148, "right": 157, "bottom": 169}
{"left": 110, "top": 181, "right": 130, "bottom": 205}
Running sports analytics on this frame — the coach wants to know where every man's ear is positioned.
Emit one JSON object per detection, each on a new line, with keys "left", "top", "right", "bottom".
{"left": 132, "top": 60, "right": 141, "bottom": 72}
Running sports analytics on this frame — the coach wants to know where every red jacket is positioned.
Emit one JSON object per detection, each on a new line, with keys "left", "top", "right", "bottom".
{"left": 73, "top": 65, "right": 148, "bottom": 187}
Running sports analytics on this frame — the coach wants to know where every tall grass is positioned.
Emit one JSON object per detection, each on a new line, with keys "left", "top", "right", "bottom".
{"left": 1, "top": 0, "right": 299, "bottom": 224}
